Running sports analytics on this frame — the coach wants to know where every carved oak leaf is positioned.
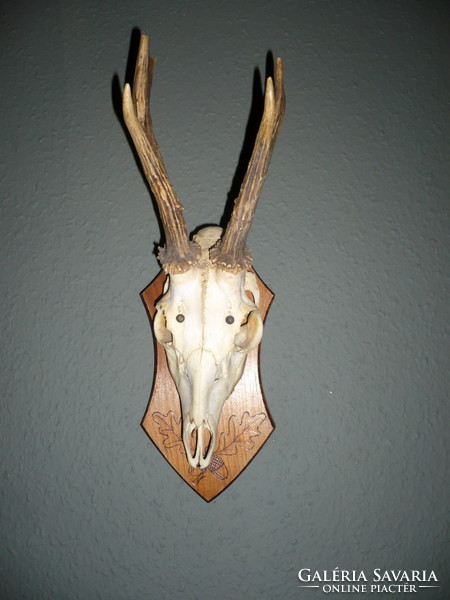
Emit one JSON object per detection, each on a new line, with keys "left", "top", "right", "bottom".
{"left": 152, "top": 411, "right": 185, "bottom": 454}
{"left": 216, "top": 412, "right": 266, "bottom": 456}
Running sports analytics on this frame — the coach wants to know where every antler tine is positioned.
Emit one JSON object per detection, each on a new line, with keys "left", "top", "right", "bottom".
{"left": 123, "top": 34, "right": 200, "bottom": 273}
{"left": 210, "top": 58, "right": 285, "bottom": 272}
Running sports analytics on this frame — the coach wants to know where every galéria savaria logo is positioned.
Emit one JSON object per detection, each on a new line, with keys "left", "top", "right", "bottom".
{"left": 297, "top": 568, "right": 440, "bottom": 594}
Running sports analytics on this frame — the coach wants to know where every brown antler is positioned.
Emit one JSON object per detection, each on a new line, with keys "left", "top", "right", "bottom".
{"left": 210, "top": 58, "right": 285, "bottom": 271}
{"left": 123, "top": 35, "right": 200, "bottom": 273}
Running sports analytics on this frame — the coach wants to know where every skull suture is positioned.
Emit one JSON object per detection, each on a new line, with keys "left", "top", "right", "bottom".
{"left": 153, "top": 227, "right": 263, "bottom": 469}
{"left": 122, "top": 35, "right": 284, "bottom": 470}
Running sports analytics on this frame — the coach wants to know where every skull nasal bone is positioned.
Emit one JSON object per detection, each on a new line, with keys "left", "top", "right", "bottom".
{"left": 186, "top": 348, "right": 219, "bottom": 422}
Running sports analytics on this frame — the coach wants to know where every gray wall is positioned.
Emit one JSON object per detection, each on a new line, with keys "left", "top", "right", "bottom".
{"left": 1, "top": 1, "right": 448, "bottom": 598}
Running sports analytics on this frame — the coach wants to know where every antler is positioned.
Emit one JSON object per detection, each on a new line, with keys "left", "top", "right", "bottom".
{"left": 210, "top": 58, "right": 285, "bottom": 272}
{"left": 122, "top": 35, "right": 200, "bottom": 273}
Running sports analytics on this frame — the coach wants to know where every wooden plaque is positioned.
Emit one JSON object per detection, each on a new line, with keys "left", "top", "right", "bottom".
{"left": 141, "top": 269, "right": 275, "bottom": 502}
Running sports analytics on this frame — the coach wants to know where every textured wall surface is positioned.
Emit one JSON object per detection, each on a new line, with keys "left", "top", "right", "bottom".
{"left": 1, "top": 1, "right": 449, "bottom": 598}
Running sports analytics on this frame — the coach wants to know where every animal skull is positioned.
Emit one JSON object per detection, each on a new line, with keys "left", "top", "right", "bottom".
{"left": 123, "top": 35, "right": 284, "bottom": 469}
{"left": 154, "top": 227, "right": 263, "bottom": 468}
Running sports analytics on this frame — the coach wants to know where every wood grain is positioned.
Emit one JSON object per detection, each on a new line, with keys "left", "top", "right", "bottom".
{"left": 141, "top": 269, "right": 275, "bottom": 501}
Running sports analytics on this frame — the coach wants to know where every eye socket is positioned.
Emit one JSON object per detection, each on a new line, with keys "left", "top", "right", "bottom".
{"left": 176, "top": 314, "right": 185, "bottom": 323}
{"left": 225, "top": 315, "right": 235, "bottom": 325}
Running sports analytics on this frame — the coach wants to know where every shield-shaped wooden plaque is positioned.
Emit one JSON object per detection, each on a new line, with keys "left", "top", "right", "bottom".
{"left": 141, "top": 268, "right": 275, "bottom": 501}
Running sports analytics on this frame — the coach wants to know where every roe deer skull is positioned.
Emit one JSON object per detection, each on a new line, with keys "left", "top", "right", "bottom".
{"left": 123, "top": 35, "right": 285, "bottom": 469}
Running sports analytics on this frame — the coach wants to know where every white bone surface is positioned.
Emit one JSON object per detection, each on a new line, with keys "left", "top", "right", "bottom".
{"left": 154, "top": 227, "right": 263, "bottom": 469}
